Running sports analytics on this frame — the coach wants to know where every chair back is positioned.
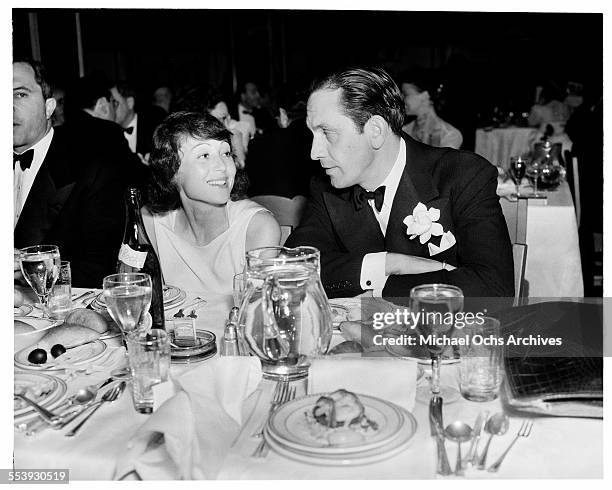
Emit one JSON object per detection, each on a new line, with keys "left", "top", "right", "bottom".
{"left": 250, "top": 195, "right": 308, "bottom": 245}
{"left": 512, "top": 243, "right": 528, "bottom": 305}
{"left": 563, "top": 150, "right": 581, "bottom": 226}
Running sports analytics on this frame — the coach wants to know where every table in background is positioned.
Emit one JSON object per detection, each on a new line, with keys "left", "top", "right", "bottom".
{"left": 475, "top": 127, "right": 537, "bottom": 167}
{"left": 500, "top": 181, "right": 583, "bottom": 298}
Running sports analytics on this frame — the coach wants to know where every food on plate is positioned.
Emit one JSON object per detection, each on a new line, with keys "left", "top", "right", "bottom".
{"left": 14, "top": 288, "right": 25, "bottom": 308}
{"left": 50, "top": 344, "right": 66, "bottom": 358}
{"left": 64, "top": 308, "right": 108, "bottom": 333}
{"left": 305, "top": 389, "right": 380, "bottom": 445}
{"left": 38, "top": 323, "right": 99, "bottom": 350}
{"left": 27, "top": 348, "right": 48, "bottom": 364}
{"left": 313, "top": 389, "right": 365, "bottom": 428}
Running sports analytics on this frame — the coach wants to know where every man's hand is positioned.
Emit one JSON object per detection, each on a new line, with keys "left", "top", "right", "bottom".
{"left": 385, "top": 252, "right": 456, "bottom": 276}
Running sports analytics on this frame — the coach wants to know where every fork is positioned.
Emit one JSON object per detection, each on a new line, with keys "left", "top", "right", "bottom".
{"left": 487, "top": 419, "right": 533, "bottom": 472}
{"left": 251, "top": 381, "right": 287, "bottom": 438}
{"left": 64, "top": 382, "right": 126, "bottom": 437}
{"left": 252, "top": 385, "right": 296, "bottom": 458}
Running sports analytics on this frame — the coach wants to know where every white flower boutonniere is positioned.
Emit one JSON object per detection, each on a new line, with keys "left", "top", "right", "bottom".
{"left": 403, "top": 202, "right": 456, "bottom": 256}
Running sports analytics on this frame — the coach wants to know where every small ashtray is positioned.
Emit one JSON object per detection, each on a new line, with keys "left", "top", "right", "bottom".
{"left": 170, "top": 329, "right": 217, "bottom": 364}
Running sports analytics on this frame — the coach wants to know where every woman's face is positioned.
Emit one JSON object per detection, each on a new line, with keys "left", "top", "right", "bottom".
{"left": 402, "top": 83, "right": 429, "bottom": 116}
{"left": 174, "top": 135, "right": 236, "bottom": 206}
{"left": 209, "top": 101, "right": 230, "bottom": 127}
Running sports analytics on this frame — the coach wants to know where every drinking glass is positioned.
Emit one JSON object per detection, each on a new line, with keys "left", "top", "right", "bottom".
{"left": 19, "top": 245, "right": 61, "bottom": 318}
{"left": 232, "top": 272, "right": 246, "bottom": 307}
{"left": 48, "top": 261, "right": 72, "bottom": 320}
{"left": 126, "top": 328, "right": 170, "bottom": 414}
{"left": 459, "top": 316, "right": 503, "bottom": 401}
{"left": 410, "top": 284, "right": 464, "bottom": 402}
{"left": 509, "top": 156, "right": 527, "bottom": 196}
{"left": 103, "top": 273, "right": 152, "bottom": 340}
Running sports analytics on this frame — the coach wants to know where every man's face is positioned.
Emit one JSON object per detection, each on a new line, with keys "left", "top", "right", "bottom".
{"left": 110, "top": 87, "right": 131, "bottom": 127}
{"left": 307, "top": 88, "right": 374, "bottom": 189}
{"left": 13, "top": 62, "right": 54, "bottom": 152}
{"left": 242, "top": 83, "right": 261, "bottom": 109}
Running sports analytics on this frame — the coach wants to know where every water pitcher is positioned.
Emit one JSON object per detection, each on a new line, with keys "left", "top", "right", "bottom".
{"left": 238, "top": 246, "right": 332, "bottom": 380}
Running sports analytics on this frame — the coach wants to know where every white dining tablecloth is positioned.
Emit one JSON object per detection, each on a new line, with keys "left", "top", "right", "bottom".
{"left": 475, "top": 127, "right": 538, "bottom": 168}
{"left": 500, "top": 181, "right": 584, "bottom": 298}
{"left": 14, "top": 290, "right": 601, "bottom": 479}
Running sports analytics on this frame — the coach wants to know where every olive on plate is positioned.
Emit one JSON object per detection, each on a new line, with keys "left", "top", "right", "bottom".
{"left": 27, "top": 348, "right": 48, "bottom": 364}
{"left": 50, "top": 344, "right": 66, "bottom": 358}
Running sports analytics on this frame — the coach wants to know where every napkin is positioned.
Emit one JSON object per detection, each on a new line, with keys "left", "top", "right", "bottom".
{"left": 113, "top": 357, "right": 262, "bottom": 480}
{"left": 308, "top": 357, "right": 417, "bottom": 412}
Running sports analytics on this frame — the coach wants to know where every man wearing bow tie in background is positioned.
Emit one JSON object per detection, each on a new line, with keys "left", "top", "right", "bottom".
{"left": 13, "top": 59, "right": 126, "bottom": 287}
{"left": 285, "top": 67, "right": 514, "bottom": 299}
{"left": 111, "top": 81, "right": 165, "bottom": 163}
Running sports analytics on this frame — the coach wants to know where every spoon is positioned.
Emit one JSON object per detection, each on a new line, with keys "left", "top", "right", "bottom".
{"left": 477, "top": 412, "right": 509, "bottom": 469}
{"left": 445, "top": 421, "right": 473, "bottom": 476}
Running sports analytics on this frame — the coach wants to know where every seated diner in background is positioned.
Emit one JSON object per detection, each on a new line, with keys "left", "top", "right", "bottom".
{"left": 142, "top": 111, "right": 280, "bottom": 294}
{"left": 401, "top": 78, "right": 463, "bottom": 150}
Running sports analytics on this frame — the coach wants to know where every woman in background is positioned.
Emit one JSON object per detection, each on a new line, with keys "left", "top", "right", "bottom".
{"left": 401, "top": 80, "right": 463, "bottom": 149}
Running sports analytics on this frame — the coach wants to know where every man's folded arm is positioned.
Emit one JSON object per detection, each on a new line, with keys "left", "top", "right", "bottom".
{"left": 383, "top": 162, "right": 514, "bottom": 298}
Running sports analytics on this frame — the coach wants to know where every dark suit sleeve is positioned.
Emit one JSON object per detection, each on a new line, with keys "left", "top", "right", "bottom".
{"left": 284, "top": 178, "right": 366, "bottom": 298}
{"left": 67, "top": 159, "right": 126, "bottom": 288}
{"left": 383, "top": 158, "right": 514, "bottom": 298}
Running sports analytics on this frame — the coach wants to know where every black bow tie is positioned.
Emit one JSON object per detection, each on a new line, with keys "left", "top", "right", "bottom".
{"left": 352, "top": 185, "right": 386, "bottom": 212}
{"left": 123, "top": 126, "right": 134, "bottom": 135}
{"left": 13, "top": 149, "right": 34, "bottom": 171}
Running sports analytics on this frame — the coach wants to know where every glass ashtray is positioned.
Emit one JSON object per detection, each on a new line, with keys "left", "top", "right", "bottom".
{"left": 170, "top": 329, "right": 217, "bottom": 362}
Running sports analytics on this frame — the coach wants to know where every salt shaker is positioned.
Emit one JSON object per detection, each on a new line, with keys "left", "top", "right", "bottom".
{"left": 220, "top": 314, "right": 240, "bottom": 356}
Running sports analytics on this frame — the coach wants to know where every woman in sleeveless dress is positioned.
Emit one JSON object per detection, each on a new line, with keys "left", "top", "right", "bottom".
{"left": 143, "top": 111, "right": 280, "bottom": 294}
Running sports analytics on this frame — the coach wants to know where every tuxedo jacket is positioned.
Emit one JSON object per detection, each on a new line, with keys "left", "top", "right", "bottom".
{"left": 64, "top": 112, "right": 151, "bottom": 187}
{"left": 14, "top": 126, "right": 127, "bottom": 288}
{"left": 285, "top": 135, "right": 514, "bottom": 299}
{"left": 135, "top": 107, "right": 165, "bottom": 157}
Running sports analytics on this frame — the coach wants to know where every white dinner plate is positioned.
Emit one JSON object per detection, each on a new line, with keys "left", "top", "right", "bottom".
{"left": 14, "top": 340, "right": 108, "bottom": 371}
{"left": 14, "top": 372, "right": 67, "bottom": 419}
{"left": 264, "top": 403, "right": 417, "bottom": 466}
{"left": 267, "top": 393, "right": 404, "bottom": 454}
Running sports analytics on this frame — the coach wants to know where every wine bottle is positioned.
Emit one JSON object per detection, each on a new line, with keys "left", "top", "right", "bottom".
{"left": 116, "top": 188, "right": 165, "bottom": 330}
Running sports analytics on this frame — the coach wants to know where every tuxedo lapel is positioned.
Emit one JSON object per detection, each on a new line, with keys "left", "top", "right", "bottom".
{"left": 386, "top": 136, "right": 452, "bottom": 256}
{"left": 14, "top": 135, "right": 76, "bottom": 247}
{"left": 323, "top": 188, "right": 384, "bottom": 252}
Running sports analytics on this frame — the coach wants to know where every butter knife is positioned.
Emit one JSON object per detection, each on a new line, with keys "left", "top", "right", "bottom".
{"left": 429, "top": 395, "right": 452, "bottom": 476}
{"left": 463, "top": 410, "right": 489, "bottom": 467}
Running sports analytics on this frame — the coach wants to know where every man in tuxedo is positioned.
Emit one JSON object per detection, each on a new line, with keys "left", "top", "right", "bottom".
{"left": 64, "top": 73, "right": 149, "bottom": 187}
{"left": 111, "top": 81, "right": 165, "bottom": 163}
{"left": 13, "top": 59, "right": 126, "bottom": 287}
{"left": 285, "top": 67, "right": 514, "bottom": 299}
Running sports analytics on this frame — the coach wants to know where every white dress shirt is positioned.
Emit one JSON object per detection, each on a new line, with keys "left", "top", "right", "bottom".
{"left": 14, "top": 128, "right": 54, "bottom": 228}
{"left": 359, "top": 138, "right": 406, "bottom": 296}
{"left": 123, "top": 113, "right": 138, "bottom": 153}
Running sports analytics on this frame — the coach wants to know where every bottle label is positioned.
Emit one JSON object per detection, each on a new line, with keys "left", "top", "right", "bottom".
{"left": 118, "top": 244, "right": 148, "bottom": 269}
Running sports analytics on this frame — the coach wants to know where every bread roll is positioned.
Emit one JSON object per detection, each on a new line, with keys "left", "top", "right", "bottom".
{"left": 37, "top": 323, "right": 99, "bottom": 349}
{"left": 64, "top": 308, "right": 108, "bottom": 333}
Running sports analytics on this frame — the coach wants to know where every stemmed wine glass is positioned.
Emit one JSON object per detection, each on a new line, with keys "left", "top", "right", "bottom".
{"left": 19, "top": 245, "right": 61, "bottom": 318}
{"left": 509, "top": 156, "right": 528, "bottom": 197}
{"left": 103, "top": 273, "right": 152, "bottom": 340}
{"left": 410, "top": 283, "right": 464, "bottom": 403}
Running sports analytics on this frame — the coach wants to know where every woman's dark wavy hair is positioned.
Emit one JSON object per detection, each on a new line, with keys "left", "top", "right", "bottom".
{"left": 311, "top": 67, "right": 405, "bottom": 135}
{"left": 145, "top": 111, "right": 248, "bottom": 213}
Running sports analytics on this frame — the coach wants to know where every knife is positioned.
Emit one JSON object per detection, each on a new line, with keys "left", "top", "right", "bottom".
{"left": 465, "top": 410, "right": 489, "bottom": 467}
{"left": 429, "top": 395, "right": 453, "bottom": 476}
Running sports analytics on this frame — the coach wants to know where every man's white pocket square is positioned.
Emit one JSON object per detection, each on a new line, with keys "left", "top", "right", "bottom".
{"left": 427, "top": 231, "right": 456, "bottom": 256}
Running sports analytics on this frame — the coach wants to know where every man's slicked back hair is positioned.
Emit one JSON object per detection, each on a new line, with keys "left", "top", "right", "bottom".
{"left": 310, "top": 67, "right": 405, "bottom": 135}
